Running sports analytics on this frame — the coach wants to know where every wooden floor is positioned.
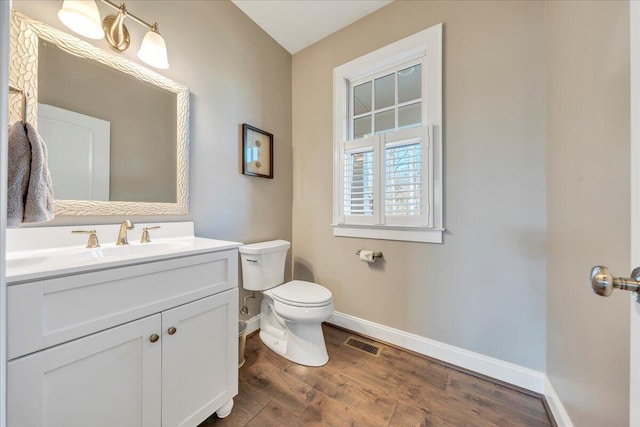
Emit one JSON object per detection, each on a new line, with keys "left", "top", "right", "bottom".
{"left": 200, "top": 324, "right": 552, "bottom": 427}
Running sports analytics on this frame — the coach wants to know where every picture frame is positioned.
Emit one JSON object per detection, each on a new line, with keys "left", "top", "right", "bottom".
{"left": 242, "top": 123, "right": 274, "bottom": 179}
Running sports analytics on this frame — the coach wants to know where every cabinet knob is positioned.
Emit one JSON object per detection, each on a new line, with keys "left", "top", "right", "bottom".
{"left": 150, "top": 334, "right": 160, "bottom": 343}
{"left": 168, "top": 327, "right": 177, "bottom": 335}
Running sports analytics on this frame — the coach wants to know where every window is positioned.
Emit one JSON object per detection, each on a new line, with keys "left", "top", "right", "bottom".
{"left": 333, "top": 24, "right": 443, "bottom": 243}
{"left": 351, "top": 62, "right": 423, "bottom": 139}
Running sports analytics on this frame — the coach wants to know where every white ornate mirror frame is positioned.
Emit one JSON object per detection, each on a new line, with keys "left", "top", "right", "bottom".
{"left": 9, "top": 11, "right": 189, "bottom": 216}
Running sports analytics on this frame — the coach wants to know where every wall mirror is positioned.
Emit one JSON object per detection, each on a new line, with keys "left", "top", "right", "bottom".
{"left": 8, "top": 11, "right": 189, "bottom": 216}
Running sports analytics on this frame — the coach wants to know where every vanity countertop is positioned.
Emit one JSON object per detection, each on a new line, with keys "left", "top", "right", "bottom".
{"left": 6, "top": 222, "right": 242, "bottom": 284}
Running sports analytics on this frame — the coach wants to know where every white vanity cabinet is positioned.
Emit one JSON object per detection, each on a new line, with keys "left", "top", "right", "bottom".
{"left": 9, "top": 314, "right": 163, "bottom": 427}
{"left": 162, "top": 289, "right": 237, "bottom": 427}
{"left": 6, "top": 245, "right": 239, "bottom": 427}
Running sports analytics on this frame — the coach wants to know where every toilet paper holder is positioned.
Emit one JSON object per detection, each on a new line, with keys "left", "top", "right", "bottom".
{"left": 356, "top": 249, "right": 383, "bottom": 259}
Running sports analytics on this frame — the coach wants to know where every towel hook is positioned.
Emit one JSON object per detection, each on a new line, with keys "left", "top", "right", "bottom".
{"left": 8, "top": 85, "right": 27, "bottom": 124}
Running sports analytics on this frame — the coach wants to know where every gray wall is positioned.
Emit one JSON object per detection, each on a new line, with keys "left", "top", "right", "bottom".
{"left": 546, "top": 1, "right": 631, "bottom": 425}
{"left": 13, "top": 0, "right": 293, "bottom": 316}
{"left": 292, "top": 0, "right": 547, "bottom": 371}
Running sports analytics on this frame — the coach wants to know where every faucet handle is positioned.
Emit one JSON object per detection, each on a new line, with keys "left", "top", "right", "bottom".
{"left": 140, "top": 226, "right": 161, "bottom": 243}
{"left": 71, "top": 230, "right": 100, "bottom": 248}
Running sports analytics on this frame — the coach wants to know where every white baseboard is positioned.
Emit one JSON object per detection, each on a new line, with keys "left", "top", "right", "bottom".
{"left": 544, "top": 377, "right": 573, "bottom": 427}
{"left": 245, "top": 314, "right": 261, "bottom": 335}
{"left": 327, "top": 311, "right": 546, "bottom": 393}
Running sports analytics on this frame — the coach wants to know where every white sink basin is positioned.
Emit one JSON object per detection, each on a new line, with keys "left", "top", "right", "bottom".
{"left": 6, "top": 241, "right": 191, "bottom": 272}
{"left": 87, "top": 241, "right": 191, "bottom": 259}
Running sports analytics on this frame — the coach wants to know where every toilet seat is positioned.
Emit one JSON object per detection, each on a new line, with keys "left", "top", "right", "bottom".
{"left": 266, "top": 280, "right": 333, "bottom": 308}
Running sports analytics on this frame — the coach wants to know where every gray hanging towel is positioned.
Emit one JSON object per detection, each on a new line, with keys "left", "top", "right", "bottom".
{"left": 23, "top": 122, "right": 54, "bottom": 224}
{"left": 7, "top": 121, "right": 30, "bottom": 228}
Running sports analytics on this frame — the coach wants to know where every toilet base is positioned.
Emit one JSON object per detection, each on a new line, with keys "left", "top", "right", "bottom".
{"left": 259, "top": 322, "right": 329, "bottom": 367}
{"left": 258, "top": 297, "right": 332, "bottom": 367}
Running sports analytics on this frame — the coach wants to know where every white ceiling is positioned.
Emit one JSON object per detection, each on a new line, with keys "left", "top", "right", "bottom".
{"left": 231, "top": 0, "right": 393, "bottom": 54}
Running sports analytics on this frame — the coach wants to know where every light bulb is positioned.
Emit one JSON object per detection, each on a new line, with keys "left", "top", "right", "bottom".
{"left": 58, "top": 0, "right": 104, "bottom": 40}
{"left": 137, "top": 28, "right": 169, "bottom": 70}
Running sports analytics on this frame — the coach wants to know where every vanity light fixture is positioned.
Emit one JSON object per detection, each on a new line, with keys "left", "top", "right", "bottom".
{"left": 58, "top": 0, "right": 169, "bottom": 69}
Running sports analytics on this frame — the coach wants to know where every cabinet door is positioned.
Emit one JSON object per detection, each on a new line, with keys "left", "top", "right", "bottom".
{"left": 162, "top": 288, "right": 238, "bottom": 427}
{"left": 8, "top": 314, "right": 162, "bottom": 427}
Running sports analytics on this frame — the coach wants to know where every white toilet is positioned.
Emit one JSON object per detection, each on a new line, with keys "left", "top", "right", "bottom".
{"left": 239, "top": 240, "right": 334, "bottom": 367}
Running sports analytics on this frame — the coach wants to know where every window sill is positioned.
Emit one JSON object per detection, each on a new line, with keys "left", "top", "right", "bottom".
{"left": 332, "top": 224, "right": 444, "bottom": 243}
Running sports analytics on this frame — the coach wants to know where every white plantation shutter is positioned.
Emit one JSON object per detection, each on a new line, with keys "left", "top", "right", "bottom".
{"left": 383, "top": 127, "right": 427, "bottom": 227}
{"left": 342, "top": 136, "right": 377, "bottom": 225}
{"left": 344, "top": 150, "right": 374, "bottom": 217}
{"left": 340, "top": 127, "right": 428, "bottom": 227}
{"left": 385, "top": 142, "right": 422, "bottom": 217}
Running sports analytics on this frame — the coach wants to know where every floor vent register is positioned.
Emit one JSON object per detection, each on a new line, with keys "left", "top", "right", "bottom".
{"left": 343, "top": 336, "right": 382, "bottom": 356}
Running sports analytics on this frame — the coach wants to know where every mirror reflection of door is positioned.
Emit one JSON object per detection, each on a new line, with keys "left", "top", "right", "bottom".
{"left": 37, "top": 103, "right": 110, "bottom": 201}
{"left": 37, "top": 40, "right": 177, "bottom": 204}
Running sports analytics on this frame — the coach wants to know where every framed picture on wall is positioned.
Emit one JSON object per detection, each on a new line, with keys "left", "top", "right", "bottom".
{"left": 242, "top": 123, "right": 274, "bottom": 179}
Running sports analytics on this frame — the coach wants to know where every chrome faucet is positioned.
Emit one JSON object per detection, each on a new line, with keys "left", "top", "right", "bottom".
{"left": 116, "top": 220, "right": 134, "bottom": 245}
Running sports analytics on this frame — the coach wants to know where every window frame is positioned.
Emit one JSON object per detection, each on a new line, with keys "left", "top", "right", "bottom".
{"left": 332, "top": 23, "right": 443, "bottom": 243}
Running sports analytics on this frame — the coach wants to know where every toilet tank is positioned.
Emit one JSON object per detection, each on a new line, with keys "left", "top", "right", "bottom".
{"left": 239, "top": 240, "right": 290, "bottom": 291}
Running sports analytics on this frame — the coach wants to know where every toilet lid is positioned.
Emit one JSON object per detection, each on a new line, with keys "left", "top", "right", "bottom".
{"left": 269, "top": 280, "right": 333, "bottom": 306}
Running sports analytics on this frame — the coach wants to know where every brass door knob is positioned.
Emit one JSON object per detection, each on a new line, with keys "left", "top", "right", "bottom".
{"left": 150, "top": 333, "right": 160, "bottom": 343}
{"left": 168, "top": 327, "right": 177, "bottom": 335}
